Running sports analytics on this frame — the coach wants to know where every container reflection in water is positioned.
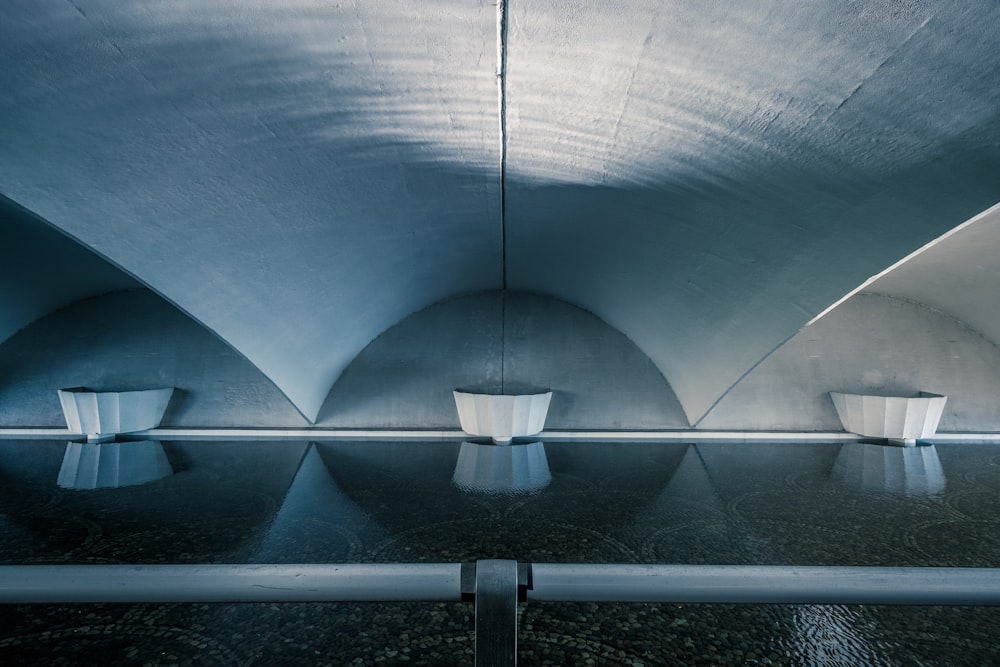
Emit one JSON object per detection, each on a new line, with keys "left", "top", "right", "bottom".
{"left": 1, "top": 440, "right": 999, "bottom": 664}
{"left": 57, "top": 440, "right": 174, "bottom": 490}
{"left": 451, "top": 440, "right": 551, "bottom": 494}
{"left": 830, "top": 442, "right": 945, "bottom": 496}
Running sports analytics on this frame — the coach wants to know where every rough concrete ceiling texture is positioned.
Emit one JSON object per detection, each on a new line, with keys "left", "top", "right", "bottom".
{"left": 1, "top": 1, "right": 998, "bottom": 425}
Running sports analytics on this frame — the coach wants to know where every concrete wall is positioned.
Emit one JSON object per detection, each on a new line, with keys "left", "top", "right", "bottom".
{"left": 0, "top": 195, "right": 139, "bottom": 348}
{"left": 317, "top": 291, "right": 688, "bottom": 429}
{"left": 13, "top": 288, "right": 997, "bottom": 434}
{"left": 0, "top": 290, "right": 307, "bottom": 428}
{"left": 699, "top": 293, "right": 1000, "bottom": 432}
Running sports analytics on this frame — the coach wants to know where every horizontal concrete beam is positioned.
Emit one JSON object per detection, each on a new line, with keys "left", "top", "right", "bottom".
{"left": 10, "top": 428, "right": 1000, "bottom": 442}
{"left": 0, "top": 428, "right": 868, "bottom": 441}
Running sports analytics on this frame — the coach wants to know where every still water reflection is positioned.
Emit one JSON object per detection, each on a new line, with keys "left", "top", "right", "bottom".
{"left": 0, "top": 439, "right": 998, "bottom": 665}
{"left": 57, "top": 441, "right": 174, "bottom": 490}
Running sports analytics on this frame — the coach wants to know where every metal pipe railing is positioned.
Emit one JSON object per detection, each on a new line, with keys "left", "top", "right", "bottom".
{"left": 527, "top": 563, "right": 1000, "bottom": 605}
{"left": 3, "top": 562, "right": 1000, "bottom": 606}
{"left": 0, "top": 563, "right": 462, "bottom": 603}
{"left": 5, "top": 562, "right": 1000, "bottom": 667}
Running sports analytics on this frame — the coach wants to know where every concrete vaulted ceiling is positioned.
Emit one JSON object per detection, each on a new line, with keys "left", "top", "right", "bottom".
{"left": 1, "top": 1, "right": 999, "bottom": 424}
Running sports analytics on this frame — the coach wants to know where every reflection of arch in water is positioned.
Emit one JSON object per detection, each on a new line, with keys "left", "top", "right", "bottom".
{"left": 631, "top": 444, "right": 736, "bottom": 530}
{"left": 366, "top": 516, "right": 638, "bottom": 563}
{"left": 57, "top": 440, "right": 173, "bottom": 490}
{"left": 255, "top": 443, "right": 385, "bottom": 562}
{"left": 831, "top": 443, "right": 945, "bottom": 496}
{"left": 636, "top": 443, "right": 886, "bottom": 663}
{"left": 633, "top": 444, "right": 737, "bottom": 562}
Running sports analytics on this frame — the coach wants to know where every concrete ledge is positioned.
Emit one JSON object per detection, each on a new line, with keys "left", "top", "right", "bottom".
{"left": 4, "top": 428, "right": 1000, "bottom": 443}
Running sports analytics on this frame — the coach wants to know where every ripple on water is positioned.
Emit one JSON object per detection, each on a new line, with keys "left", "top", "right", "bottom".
{"left": 904, "top": 518, "right": 1000, "bottom": 567}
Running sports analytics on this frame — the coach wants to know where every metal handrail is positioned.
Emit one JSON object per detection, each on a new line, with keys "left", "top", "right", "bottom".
{"left": 0, "top": 563, "right": 462, "bottom": 603}
{"left": 2, "top": 562, "right": 1000, "bottom": 605}
{"left": 527, "top": 563, "right": 1000, "bottom": 605}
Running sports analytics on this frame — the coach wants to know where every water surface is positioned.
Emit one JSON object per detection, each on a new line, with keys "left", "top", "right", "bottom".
{"left": 0, "top": 439, "right": 997, "bottom": 665}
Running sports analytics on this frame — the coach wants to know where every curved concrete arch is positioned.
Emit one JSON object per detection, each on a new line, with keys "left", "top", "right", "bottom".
{"left": 3, "top": 1, "right": 1000, "bottom": 429}
{"left": 0, "top": 289, "right": 307, "bottom": 428}
{"left": 0, "top": 195, "right": 139, "bottom": 347}
{"left": 0, "top": 1, "right": 502, "bottom": 422}
{"left": 693, "top": 200, "right": 1000, "bottom": 431}
{"left": 317, "top": 291, "right": 689, "bottom": 429}
{"left": 698, "top": 293, "right": 1000, "bottom": 432}
{"left": 504, "top": 1, "right": 1000, "bottom": 424}
{"left": 863, "top": 203, "right": 1000, "bottom": 349}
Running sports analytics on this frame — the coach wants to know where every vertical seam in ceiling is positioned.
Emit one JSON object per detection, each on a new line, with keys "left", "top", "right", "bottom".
{"left": 497, "top": 0, "right": 509, "bottom": 290}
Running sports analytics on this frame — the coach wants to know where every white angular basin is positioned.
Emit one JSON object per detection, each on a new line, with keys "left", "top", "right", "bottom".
{"left": 58, "top": 387, "right": 174, "bottom": 441}
{"left": 453, "top": 390, "right": 552, "bottom": 444}
{"left": 829, "top": 391, "right": 947, "bottom": 444}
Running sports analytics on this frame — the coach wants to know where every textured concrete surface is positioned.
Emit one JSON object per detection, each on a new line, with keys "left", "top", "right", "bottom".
{"left": 504, "top": 2, "right": 1000, "bottom": 424}
{"left": 0, "top": 1, "right": 502, "bottom": 421}
{"left": 867, "top": 204, "right": 1000, "bottom": 349}
{"left": 700, "top": 294, "right": 1000, "bottom": 432}
{"left": 0, "top": 290, "right": 307, "bottom": 428}
{"left": 319, "top": 292, "right": 688, "bottom": 429}
{"left": 1, "top": 2, "right": 999, "bottom": 427}
{"left": 0, "top": 195, "right": 139, "bottom": 347}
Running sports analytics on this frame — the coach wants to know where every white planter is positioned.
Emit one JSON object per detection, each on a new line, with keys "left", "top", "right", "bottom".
{"left": 829, "top": 391, "right": 947, "bottom": 443}
{"left": 831, "top": 443, "right": 945, "bottom": 496}
{"left": 57, "top": 440, "right": 174, "bottom": 490}
{"left": 452, "top": 440, "right": 551, "bottom": 494}
{"left": 58, "top": 387, "right": 174, "bottom": 441}
{"left": 453, "top": 390, "right": 552, "bottom": 444}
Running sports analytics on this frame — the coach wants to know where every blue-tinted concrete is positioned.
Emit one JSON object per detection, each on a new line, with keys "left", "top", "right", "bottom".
{"left": 0, "top": 290, "right": 307, "bottom": 428}
{"left": 318, "top": 291, "right": 689, "bottom": 429}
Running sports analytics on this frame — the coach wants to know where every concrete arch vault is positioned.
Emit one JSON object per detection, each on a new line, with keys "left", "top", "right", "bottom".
{"left": 2, "top": 2, "right": 1000, "bottom": 431}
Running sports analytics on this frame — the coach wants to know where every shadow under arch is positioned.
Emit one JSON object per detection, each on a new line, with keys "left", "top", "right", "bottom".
{"left": 315, "top": 289, "right": 689, "bottom": 429}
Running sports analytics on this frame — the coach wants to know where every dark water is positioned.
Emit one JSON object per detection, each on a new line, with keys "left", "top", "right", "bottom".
{"left": 0, "top": 439, "right": 998, "bottom": 665}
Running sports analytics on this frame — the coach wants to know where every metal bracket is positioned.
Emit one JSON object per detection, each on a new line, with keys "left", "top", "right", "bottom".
{"left": 475, "top": 560, "right": 519, "bottom": 667}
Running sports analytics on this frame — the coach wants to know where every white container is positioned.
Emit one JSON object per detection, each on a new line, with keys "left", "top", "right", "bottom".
{"left": 58, "top": 387, "right": 174, "bottom": 441}
{"left": 453, "top": 390, "right": 552, "bottom": 444}
{"left": 829, "top": 391, "right": 947, "bottom": 443}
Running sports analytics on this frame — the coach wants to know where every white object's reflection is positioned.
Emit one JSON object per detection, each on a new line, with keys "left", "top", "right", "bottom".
{"left": 831, "top": 443, "right": 945, "bottom": 496}
{"left": 57, "top": 440, "right": 173, "bottom": 490}
{"left": 452, "top": 440, "right": 551, "bottom": 494}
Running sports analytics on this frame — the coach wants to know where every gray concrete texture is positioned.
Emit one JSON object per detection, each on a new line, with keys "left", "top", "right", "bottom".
{"left": 700, "top": 293, "right": 1000, "bottom": 432}
{"left": 0, "top": 290, "right": 307, "bottom": 428}
{"left": 868, "top": 204, "right": 1000, "bottom": 351}
{"left": 5, "top": 287, "right": 1000, "bottom": 433}
{"left": 0, "top": 195, "right": 139, "bottom": 347}
{"left": 319, "top": 291, "right": 688, "bottom": 429}
{"left": 2, "top": 1, "right": 999, "bottom": 428}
